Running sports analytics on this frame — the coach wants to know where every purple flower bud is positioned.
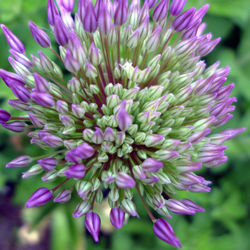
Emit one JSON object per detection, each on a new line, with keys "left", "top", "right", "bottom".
{"left": 114, "top": 0, "right": 128, "bottom": 25}
{"left": 0, "top": 24, "right": 25, "bottom": 53}
{"left": 65, "top": 143, "right": 95, "bottom": 162}
{"left": 58, "top": 0, "right": 75, "bottom": 12}
{"left": 26, "top": 187, "right": 53, "bottom": 207}
{"left": 116, "top": 172, "right": 136, "bottom": 189}
{"left": 38, "top": 130, "right": 51, "bottom": 140}
{"left": 85, "top": 211, "right": 101, "bottom": 242}
{"left": 98, "top": 2, "right": 113, "bottom": 34}
{"left": 192, "top": 4, "right": 209, "bottom": 25}
{"left": 54, "top": 16, "right": 69, "bottom": 46}
{"left": 180, "top": 199, "right": 205, "bottom": 212}
{"left": 9, "top": 49, "right": 33, "bottom": 69}
{"left": 153, "top": 218, "right": 182, "bottom": 248}
{"left": 152, "top": 0, "right": 169, "bottom": 22}
{"left": 0, "top": 109, "right": 11, "bottom": 123}
{"left": 64, "top": 47, "right": 80, "bottom": 73}
{"left": 117, "top": 104, "right": 132, "bottom": 131}
{"left": 198, "top": 37, "right": 221, "bottom": 57}
{"left": 214, "top": 113, "right": 233, "bottom": 127}
{"left": 56, "top": 100, "right": 69, "bottom": 113}
{"left": 78, "top": 0, "right": 87, "bottom": 22}
{"left": 94, "top": 0, "right": 102, "bottom": 17}
{"left": 31, "top": 92, "right": 55, "bottom": 107}
{"left": 83, "top": 1, "right": 98, "bottom": 33}
{"left": 143, "top": 174, "right": 160, "bottom": 185}
{"left": 29, "top": 21, "right": 51, "bottom": 48}
{"left": 65, "top": 163, "right": 85, "bottom": 178}
{"left": 10, "top": 84, "right": 30, "bottom": 103}
{"left": 61, "top": 114, "right": 76, "bottom": 127}
{"left": 104, "top": 127, "right": 115, "bottom": 141}
{"left": 179, "top": 172, "right": 204, "bottom": 186}
{"left": 6, "top": 155, "right": 31, "bottom": 168}
{"left": 189, "top": 128, "right": 211, "bottom": 144}
{"left": 8, "top": 99, "right": 29, "bottom": 111}
{"left": 2, "top": 121, "right": 26, "bottom": 132}
{"left": 28, "top": 112, "right": 44, "bottom": 127}
{"left": 53, "top": 189, "right": 71, "bottom": 203}
{"left": 182, "top": 22, "right": 200, "bottom": 40}
{"left": 176, "top": 162, "right": 202, "bottom": 173}
{"left": 172, "top": 8, "right": 196, "bottom": 32}
{"left": 47, "top": 0, "right": 59, "bottom": 26}
{"left": 0, "top": 69, "right": 25, "bottom": 87}
{"left": 145, "top": 134, "right": 164, "bottom": 147}
{"left": 38, "top": 157, "right": 57, "bottom": 171}
{"left": 34, "top": 73, "right": 50, "bottom": 92}
{"left": 110, "top": 207, "right": 125, "bottom": 229}
{"left": 189, "top": 183, "right": 211, "bottom": 193}
{"left": 142, "top": 158, "right": 163, "bottom": 173}
{"left": 170, "top": 0, "right": 187, "bottom": 16}
{"left": 72, "top": 104, "right": 85, "bottom": 118}
{"left": 92, "top": 127, "right": 103, "bottom": 144}
{"left": 42, "top": 134, "right": 63, "bottom": 147}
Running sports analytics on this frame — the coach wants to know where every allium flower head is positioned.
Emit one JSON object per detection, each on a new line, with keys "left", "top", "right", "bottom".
{"left": 0, "top": 0, "right": 245, "bottom": 247}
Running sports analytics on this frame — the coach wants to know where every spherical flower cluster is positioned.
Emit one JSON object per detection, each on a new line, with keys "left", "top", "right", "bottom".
{"left": 0, "top": 0, "right": 245, "bottom": 247}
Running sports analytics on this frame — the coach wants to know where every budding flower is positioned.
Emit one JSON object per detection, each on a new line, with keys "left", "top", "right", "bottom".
{"left": 29, "top": 22, "right": 51, "bottom": 48}
{"left": 142, "top": 158, "right": 163, "bottom": 173}
{"left": 116, "top": 172, "right": 136, "bottom": 189}
{"left": 65, "top": 163, "right": 86, "bottom": 178}
{"left": 116, "top": 102, "right": 132, "bottom": 131}
{"left": 2, "top": 121, "right": 26, "bottom": 132}
{"left": 152, "top": 0, "right": 169, "bottom": 22}
{"left": 170, "top": 0, "right": 187, "bottom": 16}
{"left": 153, "top": 218, "right": 182, "bottom": 248}
{"left": 173, "top": 8, "right": 196, "bottom": 32}
{"left": 85, "top": 211, "right": 101, "bottom": 242}
{"left": 54, "top": 189, "right": 72, "bottom": 203}
{"left": 1, "top": 24, "right": 25, "bottom": 53}
{"left": 54, "top": 16, "right": 69, "bottom": 46}
{"left": 6, "top": 155, "right": 32, "bottom": 168}
{"left": 84, "top": 1, "right": 98, "bottom": 33}
{"left": 110, "top": 207, "right": 125, "bottom": 229}
{"left": 47, "top": 0, "right": 59, "bottom": 26}
{"left": 26, "top": 187, "right": 53, "bottom": 207}
{"left": 31, "top": 92, "right": 55, "bottom": 107}
{"left": 38, "top": 157, "right": 57, "bottom": 171}
{"left": 0, "top": 109, "right": 11, "bottom": 123}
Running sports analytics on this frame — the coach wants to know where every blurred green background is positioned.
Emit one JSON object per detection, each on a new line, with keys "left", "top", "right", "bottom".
{"left": 0, "top": 0, "right": 250, "bottom": 249}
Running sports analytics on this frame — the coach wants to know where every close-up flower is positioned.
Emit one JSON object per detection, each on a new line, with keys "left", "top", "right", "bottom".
{"left": 0, "top": 0, "right": 246, "bottom": 248}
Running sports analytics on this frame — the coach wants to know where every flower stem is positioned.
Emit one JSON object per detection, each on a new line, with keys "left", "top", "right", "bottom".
{"left": 52, "top": 178, "right": 69, "bottom": 192}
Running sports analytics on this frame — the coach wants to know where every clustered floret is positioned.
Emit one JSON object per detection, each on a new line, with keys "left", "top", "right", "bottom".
{"left": 0, "top": 0, "right": 245, "bottom": 247}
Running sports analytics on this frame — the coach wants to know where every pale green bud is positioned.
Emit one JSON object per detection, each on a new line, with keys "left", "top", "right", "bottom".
{"left": 22, "top": 164, "right": 43, "bottom": 179}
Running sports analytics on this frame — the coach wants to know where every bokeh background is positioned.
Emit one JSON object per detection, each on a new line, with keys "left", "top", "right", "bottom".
{"left": 0, "top": 0, "right": 250, "bottom": 249}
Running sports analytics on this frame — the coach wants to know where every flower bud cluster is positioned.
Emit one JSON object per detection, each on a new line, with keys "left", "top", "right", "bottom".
{"left": 0, "top": 0, "right": 244, "bottom": 247}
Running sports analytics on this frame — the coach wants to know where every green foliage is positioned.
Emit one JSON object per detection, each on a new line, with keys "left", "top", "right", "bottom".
{"left": 0, "top": 0, "right": 250, "bottom": 250}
